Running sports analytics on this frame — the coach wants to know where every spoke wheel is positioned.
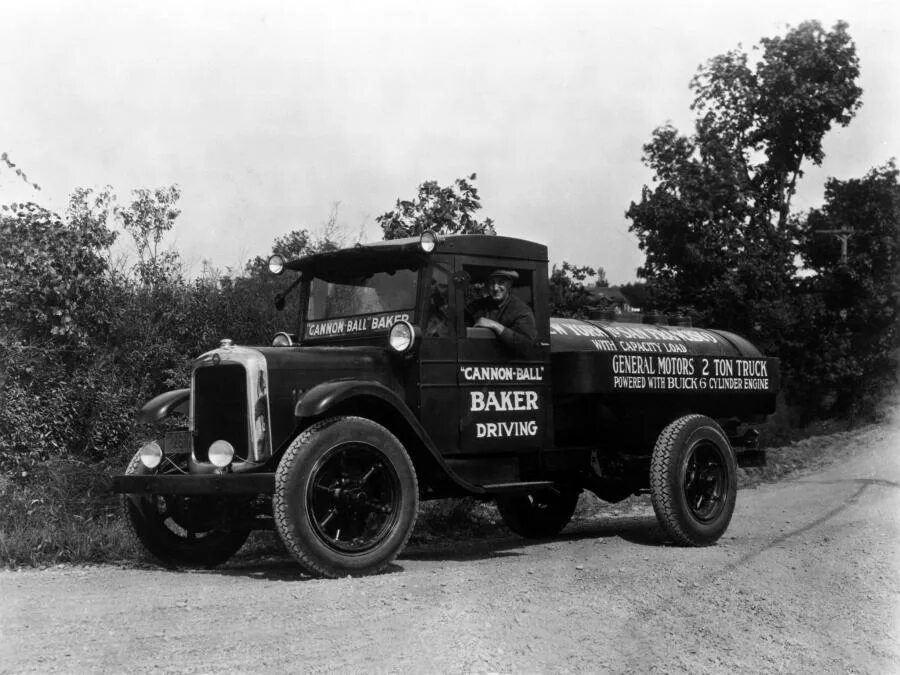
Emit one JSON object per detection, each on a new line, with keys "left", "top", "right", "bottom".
{"left": 308, "top": 443, "right": 401, "bottom": 554}
{"left": 682, "top": 442, "right": 728, "bottom": 523}
{"left": 274, "top": 417, "right": 418, "bottom": 578}
{"left": 122, "top": 451, "right": 250, "bottom": 568}
{"left": 650, "top": 415, "right": 737, "bottom": 546}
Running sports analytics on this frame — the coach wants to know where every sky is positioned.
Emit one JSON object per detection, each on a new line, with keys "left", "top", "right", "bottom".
{"left": 2, "top": 0, "right": 898, "bottom": 283}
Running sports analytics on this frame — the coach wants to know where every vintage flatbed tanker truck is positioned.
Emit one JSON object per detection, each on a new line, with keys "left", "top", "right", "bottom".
{"left": 113, "top": 233, "right": 779, "bottom": 577}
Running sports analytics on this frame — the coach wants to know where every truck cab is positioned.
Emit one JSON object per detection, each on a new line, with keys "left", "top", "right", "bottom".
{"left": 114, "top": 232, "right": 779, "bottom": 577}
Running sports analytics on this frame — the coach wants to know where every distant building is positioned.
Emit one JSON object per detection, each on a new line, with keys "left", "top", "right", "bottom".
{"left": 586, "top": 286, "right": 639, "bottom": 313}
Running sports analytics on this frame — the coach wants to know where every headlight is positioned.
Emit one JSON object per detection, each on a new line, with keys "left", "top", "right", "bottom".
{"left": 268, "top": 255, "right": 285, "bottom": 275}
{"left": 419, "top": 230, "right": 440, "bottom": 253}
{"left": 388, "top": 320, "right": 416, "bottom": 353}
{"left": 139, "top": 441, "right": 163, "bottom": 469}
{"left": 208, "top": 440, "right": 235, "bottom": 468}
{"left": 272, "top": 332, "right": 294, "bottom": 347}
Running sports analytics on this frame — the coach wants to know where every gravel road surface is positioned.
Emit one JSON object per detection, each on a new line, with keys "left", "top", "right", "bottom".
{"left": 2, "top": 420, "right": 898, "bottom": 673}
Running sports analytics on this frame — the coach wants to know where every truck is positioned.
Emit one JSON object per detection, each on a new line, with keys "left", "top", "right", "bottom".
{"left": 113, "top": 232, "right": 779, "bottom": 578}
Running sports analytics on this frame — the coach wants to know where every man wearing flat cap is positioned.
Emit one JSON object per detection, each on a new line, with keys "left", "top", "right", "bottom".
{"left": 466, "top": 269, "right": 537, "bottom": 355}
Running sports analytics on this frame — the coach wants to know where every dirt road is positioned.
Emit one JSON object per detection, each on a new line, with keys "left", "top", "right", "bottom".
{"left": 2, "top": 420, "right": 898, "bottom": 674}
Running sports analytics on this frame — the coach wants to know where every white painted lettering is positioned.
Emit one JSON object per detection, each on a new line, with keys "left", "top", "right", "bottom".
{"left": 469, "top": 390, "right": 540, "bottom": 412}
{"left": 476, "top": 421, "right": 539, "bottom": 438}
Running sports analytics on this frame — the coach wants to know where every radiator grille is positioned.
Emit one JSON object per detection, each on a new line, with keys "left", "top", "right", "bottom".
{"left": 193, "top": 364, "right": 250, "bottom": 462}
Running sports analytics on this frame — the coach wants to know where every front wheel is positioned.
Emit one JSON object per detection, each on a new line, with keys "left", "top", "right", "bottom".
{"left": 121, "top": 451, "right": 251, "bottom": 567}
{"left": 273, "top": 417, "right": 419, "bottom": 578}
{"left": 496, "top": 488, "right": 580, "bottom": 538}
{"left": 650, "top": 414, "right": 737, "bottom": 546}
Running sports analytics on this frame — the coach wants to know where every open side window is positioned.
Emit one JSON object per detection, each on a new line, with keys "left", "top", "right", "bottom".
{"left": 461, "top": 264, "right": 534, "bottom": 339}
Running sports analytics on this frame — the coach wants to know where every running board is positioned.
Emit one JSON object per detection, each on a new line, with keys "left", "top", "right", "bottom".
{"left": 480, "top": 480, "right": 556, "bottom": 494}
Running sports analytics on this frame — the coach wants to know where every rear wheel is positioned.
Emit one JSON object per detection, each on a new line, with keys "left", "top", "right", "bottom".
{"left": 273, "top": 417, "right": 418, "bottom": 578}
{"left": 650, "top": 414, "right": 737, "bottom": 546}
{"left": 496, "top": 488, "right": 580, "bottom": 538}
{"left": 121, "top": 451, "right": 250, "bottom": 567}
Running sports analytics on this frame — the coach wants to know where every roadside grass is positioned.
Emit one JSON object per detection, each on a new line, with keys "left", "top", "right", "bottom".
{"left": 0, "top": 459, "right": 134, "bottom": 568}
{"left": 0, "top": 414, "right": 889, "bottom": 568}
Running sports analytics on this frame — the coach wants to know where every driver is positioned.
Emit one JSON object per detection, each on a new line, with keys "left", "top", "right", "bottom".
{"left": 467, "top": 269, "right": 537, "bottom": 354}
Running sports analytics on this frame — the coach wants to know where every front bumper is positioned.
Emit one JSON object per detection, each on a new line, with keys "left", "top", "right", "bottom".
{"left": 113, "top": 473, "right": 275, "bottom": 495}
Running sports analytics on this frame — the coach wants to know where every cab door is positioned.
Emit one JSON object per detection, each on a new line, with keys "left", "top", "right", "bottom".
{"left": 451, "top": 258, "right": 552, "bottom": 484}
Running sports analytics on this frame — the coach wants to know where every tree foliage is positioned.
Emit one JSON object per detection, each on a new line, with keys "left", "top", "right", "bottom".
{"left": 627, "top": 20, "right": 862, "bottom": 354}
{"left": 549, "top": 262, "right": 597, "bottom": 318}
{"left": 625, "top": 21, "right": 900, "bottom": 419}
{"left": 377, "top": 174, "right": 496, "bottom": 240}
{"left": 619, "top": 281, "right": 648, "bottom": 310}
{"left": 788, "top": 162, "right": 900, "bottom": 417}
{"left": 1, "top": 189, "right": 123, "bottom": 470}
{"left": 1, "top": 194, "right": 117, "bottom": 344}
{"left": 117, "top": 186, "right": 182, "bottom": 288}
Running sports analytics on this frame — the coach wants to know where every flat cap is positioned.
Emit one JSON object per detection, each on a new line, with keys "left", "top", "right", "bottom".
{"left": 488, "top": 269, "right": 519, "bottom": 281}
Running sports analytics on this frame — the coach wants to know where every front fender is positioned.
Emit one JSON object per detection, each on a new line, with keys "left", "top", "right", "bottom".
{"left": 294, "top": 380, "right": 410, "bottom": 420}
{"left": 294, "top": 380, "right": 485, "bottom": 495}
{"left": 137, "top": 388, "right": 190, "bottom": 424}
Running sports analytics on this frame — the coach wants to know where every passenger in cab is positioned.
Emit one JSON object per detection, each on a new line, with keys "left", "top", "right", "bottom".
{"left": 425, "top": 269, "right": 452, "bottom": 338}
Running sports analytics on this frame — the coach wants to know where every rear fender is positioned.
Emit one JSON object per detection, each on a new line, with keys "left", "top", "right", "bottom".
{"left": 137, "top": 388, "right": 190, "bottom": 424}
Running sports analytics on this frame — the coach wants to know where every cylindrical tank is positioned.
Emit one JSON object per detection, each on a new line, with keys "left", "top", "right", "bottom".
{"left": 548, "top": 317, "right": 779, "bottom": 403}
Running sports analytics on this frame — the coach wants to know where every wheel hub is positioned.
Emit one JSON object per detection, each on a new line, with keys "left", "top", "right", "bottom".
{"left": 684, "top": 441, "right": 727, "bottom": 522}
{"left": 308, "top": 443, "right": 401, "bottom": 553}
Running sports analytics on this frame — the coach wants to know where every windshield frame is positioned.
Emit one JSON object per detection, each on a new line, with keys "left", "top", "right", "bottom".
{"left": 298, "top": 265, "right": 423, "bottom": 343}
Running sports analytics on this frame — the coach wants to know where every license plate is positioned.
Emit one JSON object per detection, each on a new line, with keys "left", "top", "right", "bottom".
{"left": 164, "top": 430, "right": 192, "bottom": 454}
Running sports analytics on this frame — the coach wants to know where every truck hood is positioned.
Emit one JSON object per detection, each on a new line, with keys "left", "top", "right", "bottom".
{"left": 256, "top": 344, "right": 394, "bottom": 385}
{"left": 255, "top": 345, "right": 398, "bottom": 453}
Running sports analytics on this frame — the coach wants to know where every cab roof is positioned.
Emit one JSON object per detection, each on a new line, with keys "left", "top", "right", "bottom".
{"left": 285, "top": 234, "right": 548, "bottom": 275}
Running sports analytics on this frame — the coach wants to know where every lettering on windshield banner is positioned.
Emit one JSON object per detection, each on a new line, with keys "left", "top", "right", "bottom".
{"left": 550, "top": 318, "right": 724, "bottom": 353}
{"left": 610, "top": 355, "right": 775, "bottom": 393}
{"left": 305, "top": 312, "right": 411, "bottom": 339}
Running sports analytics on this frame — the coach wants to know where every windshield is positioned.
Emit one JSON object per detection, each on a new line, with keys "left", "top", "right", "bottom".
{"left": 304, "top": 268, "right": 418, "bottom": 339}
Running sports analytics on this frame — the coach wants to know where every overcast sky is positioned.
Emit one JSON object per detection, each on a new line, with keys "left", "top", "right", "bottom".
{"left": 2, "top": 0, "right": 897, "bottom": 282}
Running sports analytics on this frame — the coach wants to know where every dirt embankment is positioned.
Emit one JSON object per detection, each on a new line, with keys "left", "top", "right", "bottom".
{"left": 1, "top": 421, "right": 898, "bottom": 673}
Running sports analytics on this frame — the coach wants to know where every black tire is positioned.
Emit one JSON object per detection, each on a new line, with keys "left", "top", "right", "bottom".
{"left": 121, "top": 451, "right": 251, "bottom": 567}
{"left": 496, "top": 488, "right": 580, "bottom": 538}
{"left": 650, "top": 414, "right": 737, "bottom": 546}
{"left": 273, "top": 416, "right": 419, "bottom": 578}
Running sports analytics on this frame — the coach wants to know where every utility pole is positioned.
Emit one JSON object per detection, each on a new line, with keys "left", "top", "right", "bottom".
{"left": 817, "top": 228, "right": 854, "bottom": 264}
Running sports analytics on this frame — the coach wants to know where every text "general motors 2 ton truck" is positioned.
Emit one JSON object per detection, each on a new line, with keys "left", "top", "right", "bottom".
{"left": 113, "top": 233, "right": 779, "bottom": 578}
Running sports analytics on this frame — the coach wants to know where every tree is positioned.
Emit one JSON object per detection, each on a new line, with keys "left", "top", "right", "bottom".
{"left": 627, "top": 21, "right": 862, "bottom": 354}
{"left": 549, "top": 262, "right": 597, "bottom": 318}
{"left": 0, "top": 193, "right": 117, "bottom": 344}
{"left": 377, "top": 174, "right": 496, "bottom": 240}
{"left": 0, "top": 187, "right": 124, "bottom": 469}
{"left": 619, "top": 281, "right": 648, "bottom": 310}
{"left": 788, "top": 162, "right": 900, "bottom": 417}
{"left": 117, "top": 186, "right": 182, "bottom": 288}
